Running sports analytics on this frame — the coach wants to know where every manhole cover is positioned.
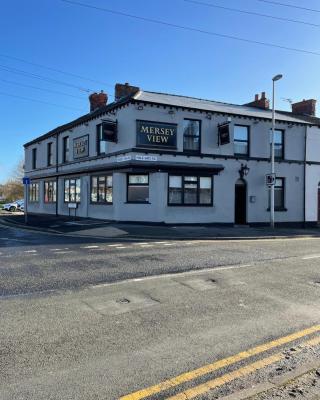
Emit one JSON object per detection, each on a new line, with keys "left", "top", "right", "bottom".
{"left": 116, "top": 298, "right": 131, "bottom": 304}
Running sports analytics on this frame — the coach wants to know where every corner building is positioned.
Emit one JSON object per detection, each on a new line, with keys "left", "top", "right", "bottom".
{"left": 24, "top": 83, "right": 320, "bottom": 226}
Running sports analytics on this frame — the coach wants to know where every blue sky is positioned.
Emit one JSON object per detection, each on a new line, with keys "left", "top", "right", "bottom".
{"left": 0, "top": 0, "right": 319, "bottom": 183}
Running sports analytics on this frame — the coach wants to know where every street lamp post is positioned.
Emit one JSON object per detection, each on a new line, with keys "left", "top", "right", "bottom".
{"left": 270, "top": 74, "right": 283, "bottom": 228}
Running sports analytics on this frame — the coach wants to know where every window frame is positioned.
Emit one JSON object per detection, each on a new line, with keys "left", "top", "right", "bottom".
{"left": 96, "top": 124, "right": 107, "bottom": 156}
{"left": 274, "top": 177, "right": 285, "bottom": 211}
{"left": 126, "top": 174, "right": 150, "bottom": 204}
{"left": 63, "top": 136, "right": 70, "bottom": 163}
{"left": 44, "top": 180, "right": 57, "bottom": 203}
{"left": 183, "top": 118, "right": 202, "bottom": 154}
{"left": 29, "top": 182, "right": 39, "bottom": 203}
{"left": 234, "top": 124, "right": 250, "bottom": 157}
{"left": 90, "top": 174, "right": 113, "bottom": 204}
{"left": 47, "top": 142, "right": 53, "bottom": 167}
{"left": 32, "top": 148, "right": 37, "bottom": 170}
{"left": 167, "top": 174, "right": 213, "bottom": 207}
{"left": 273, "top": 129, "right": 285, "bottom": 160}
{"left": 64, "top": 178, "right": 81, "bottom": 203}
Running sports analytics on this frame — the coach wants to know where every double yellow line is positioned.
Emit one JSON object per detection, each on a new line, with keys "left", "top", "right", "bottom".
{"left": 120, "top": 324, "right": 320, "bottom": 400}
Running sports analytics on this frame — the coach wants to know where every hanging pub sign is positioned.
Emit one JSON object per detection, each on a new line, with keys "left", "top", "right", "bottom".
{"left": 73, "top": 135, "right": 89, "bottom": 159}
{"left": 101, "top": 120, "right": 117, "bottom": 143}
{"left": 218, "top": 122, "right": 230, "bottom": 145}
{"left": 136, "top": 120, "right": 177, "bottom": 149}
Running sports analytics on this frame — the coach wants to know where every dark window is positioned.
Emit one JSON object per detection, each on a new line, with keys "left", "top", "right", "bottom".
{"left": 97, "top": 124, "right": 107, "bottom": 155}
{"left": 44, "top": 181, "right": 56, "bottom": 203}
{"left": 274, "top": 129, "right": 284, "bottom": 159}
{"left": 32, "top": 148, "right": 37, "bottom": 169}
{"left": 234, "top": 125, "right": 249, "bottom": 156}
{"left": 47, "top": 142, "right": 53, "bottom": 166}
{"left": 64, "top": 178, "right": 81, "bottom": 203}
{"left": 63, "top": 136, "right": 70, "bottom": 163}
{"left": 168, "top": 175, "right": 212, "bottom": 206}
{"left": 91, "top": 175, "right": 113, "bottom": 203}
{"left": 274, "top": 178, "right": 285, "bottom": 210}
{"left": 183, "top": 119, "right": 201, "bottom": 153}
{"left": 127, "top": 174, "right": 149, "bottom": 203}
{"left": 29, "top": 183, "right": 39, "bottom": 202}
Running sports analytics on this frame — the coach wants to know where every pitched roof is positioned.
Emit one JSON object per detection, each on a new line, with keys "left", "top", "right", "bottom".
{"left": 24, "top": 89, "right": 320, "bottom": 147}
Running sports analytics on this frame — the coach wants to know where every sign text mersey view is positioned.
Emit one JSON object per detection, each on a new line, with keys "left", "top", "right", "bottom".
{"left": 136, "top": 120, "right": 177, "bottom": 149}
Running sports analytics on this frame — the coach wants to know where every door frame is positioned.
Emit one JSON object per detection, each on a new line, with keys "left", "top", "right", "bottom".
{"left": 234, "top": 178, "right": 247, "bottom": 225}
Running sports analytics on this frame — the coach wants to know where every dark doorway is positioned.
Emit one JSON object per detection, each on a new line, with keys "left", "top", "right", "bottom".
{"left": 318, "top": 184, "right": 320, "bottom": 223}
{"left": 235, "top": 179, "right": 247, "bottom": 225}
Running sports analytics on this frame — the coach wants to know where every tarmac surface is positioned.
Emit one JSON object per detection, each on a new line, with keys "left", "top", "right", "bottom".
{"left": 0, "top": 222, "right": 320, "bottom": 399}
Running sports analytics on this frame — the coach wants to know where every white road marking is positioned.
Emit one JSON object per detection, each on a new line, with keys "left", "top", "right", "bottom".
{"left": 163, "top": 243, "right": 174, "bottom": 246}
{"left": 133, "top": 242, "right": 149, "bottom": 245}
{"left": 302, "top": 255, "right": 320, "bottom": 260}
{"left": 24, "top": 250, "right": 37, "bottom": 253}
{"left": 50, "top": 248, "right": 63, "bottom": 251}
{"left": 81, "top": 245, "right": 99, "bottom": 249}
{"left": 108, "top": 244, "right": 123, "bottom": 247}
{"left": 115, "top": 246, "right": 128, "bottom": 249}
{"left": 51, "top": 251, "right": 74, "bottom": 254}
{"left": 154, "top": 241, "right": 169, "bottom": 244}
{"left": 139, "top": 245, "right": 154, "bottom": 248}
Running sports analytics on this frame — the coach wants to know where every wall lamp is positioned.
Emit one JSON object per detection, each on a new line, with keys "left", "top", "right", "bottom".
{"left": 239, "top": 163, "right": 250, "bottom": 179}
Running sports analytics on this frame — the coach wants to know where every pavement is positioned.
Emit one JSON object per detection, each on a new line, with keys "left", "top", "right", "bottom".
{"left": 1, "top": 224, "right": 320, "bottom": 399}
{"left": 1, "top": 212, "right": 320, "bottom": 240}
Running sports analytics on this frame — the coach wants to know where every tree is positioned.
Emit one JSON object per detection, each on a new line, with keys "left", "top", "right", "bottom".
{"left": 2, "top": 159, "right": 24, "bottom": 201}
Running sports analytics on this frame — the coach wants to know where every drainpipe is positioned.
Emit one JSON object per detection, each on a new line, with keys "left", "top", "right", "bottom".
{"left": 55, "top": 133, "right": 59, "bottom": 216}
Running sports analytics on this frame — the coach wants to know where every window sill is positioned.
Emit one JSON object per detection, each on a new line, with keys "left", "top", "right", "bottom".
{"left": 125, "top": 201, "right": 151, "bottom": 204}
{"left": 90, "top": 202, "right": 113, "bottom": 205}
{"left": 168, "top": 204, "right": 213, "bottom": 207}
{"left": 267, "top": 208, "right": 288, "bottom": 212}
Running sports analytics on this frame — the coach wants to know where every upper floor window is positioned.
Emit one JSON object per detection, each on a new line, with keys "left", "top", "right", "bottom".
{"left": 29, "top": 182, "right": 39, "bottom": 202}
{"left": 168, "top": 175, "right": 212, "bottom": 206}
{"left": 274, "top": 129, "right": 284, "bottom": 159}
{"left": 44, "top": 180, "right": 56, "bottom": 203}
{"left": 274, "top": 178, "right": 285, "bottom": 210}
{"left": 127, "top": 174, "right": 149, "bottom": 203}
{"left": 32, "top": 148, "right": 37, "bottom": 169}
{"left": 183, "top": 119, "right": 201, "bottom": 153}
{"left": 97, "top": 124, "right": 107, "bottom": 155}
{"left": 47, "top": 142, "right": 53, "bottom": 166}
{"left": 234, "top": 125, "right": 249, "bottom": 156}
{"left": 63, "top": 136, "right": 69, "bottom": 163}
{"left": 64, "top": 178, "right": 81, "bottom": 203}
{"left": 91, "top": 175, "right": 113, "bottom": 203}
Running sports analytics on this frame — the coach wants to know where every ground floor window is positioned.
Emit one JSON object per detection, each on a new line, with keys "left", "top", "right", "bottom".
{"left": 64, "top": 178, "right": 81, "bottom": 203}
{"left": 168, "top": 175, "right": 212, "bottom": 206}
{"left": 44, "top": 180, "right": 57, "bottom": 203}
{"left": 274, "top": 177, "right": 285, "bottom": 210}
{"left": 127, "top": 174, "right": 149, "bottom": 203}
{"left": 91, "top": 175, "right": 113, "bottom": 203}
{"left": 29, "top": 182, "right": 39, "bottom": 202}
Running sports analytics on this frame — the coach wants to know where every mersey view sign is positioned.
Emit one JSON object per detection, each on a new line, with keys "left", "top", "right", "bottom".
{"left": 136, "top": 120, "right": 177, "bottom": 149}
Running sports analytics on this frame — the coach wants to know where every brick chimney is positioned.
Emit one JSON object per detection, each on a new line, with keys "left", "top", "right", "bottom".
{"left": 291, "top": 99, "right": 316, "bottom": 116}
{"left": 244, "top": 92, "right": 270, "bottom": 110}
{"left": 115, "top": 82, "right": 139, "bottom": 101}
{"left": 89, "top": 90, "right": 108, "bottom": 112}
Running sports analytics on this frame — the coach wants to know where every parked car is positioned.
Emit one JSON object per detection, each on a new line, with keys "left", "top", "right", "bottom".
{"left": 2, "top": 200, "right": 24, "bottom": 212}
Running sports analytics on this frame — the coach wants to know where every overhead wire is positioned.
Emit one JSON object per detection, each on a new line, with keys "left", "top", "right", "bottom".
{"left": 184, "top": 0, "right": 320, "bottom": 28}
{"left": 60, "top": 0, "right": 320, "bottom": 57}
{"left": 256, "top": 0, "right": 320, "bottom": 13}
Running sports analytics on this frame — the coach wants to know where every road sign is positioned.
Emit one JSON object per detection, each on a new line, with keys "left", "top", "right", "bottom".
{"left": 22, "top": 177, "right": 30, "bottom": 185}
{"left": 266, "top": 173, "right": 276, "bottom": 187}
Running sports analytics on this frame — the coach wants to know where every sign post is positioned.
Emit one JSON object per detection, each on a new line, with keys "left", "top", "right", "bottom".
{"left": 22, "top": 177, "right": 30, "bottom": 225}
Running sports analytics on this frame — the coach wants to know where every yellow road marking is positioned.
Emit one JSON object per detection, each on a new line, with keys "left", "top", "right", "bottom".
{"left": 165, "top": 353, "right": 283, "bottom": 400}
{"left": 166, "top": 335, "right": 320, "bottom": 400}
{"left": 119, "top": 325, "right": 320, "bottom": 400}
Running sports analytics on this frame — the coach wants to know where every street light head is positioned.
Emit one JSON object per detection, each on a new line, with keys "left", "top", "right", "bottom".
{"left": 272, "top": 74, "right": 283, "bottom": 82}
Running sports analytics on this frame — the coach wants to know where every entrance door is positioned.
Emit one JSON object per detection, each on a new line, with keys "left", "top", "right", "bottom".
{"left": 318, "top": 185, "right": 320, "bottom": 223}
{"left": 235, "top": 179, "right": 247, "bottom": 225}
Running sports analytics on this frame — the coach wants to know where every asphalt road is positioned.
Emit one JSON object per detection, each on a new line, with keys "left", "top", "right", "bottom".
{"left": 1, "top": 224, "right": 320, "bottom": 399}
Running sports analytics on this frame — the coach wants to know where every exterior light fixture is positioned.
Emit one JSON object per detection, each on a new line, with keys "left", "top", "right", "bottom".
{"left": 239, "top": 163, "right": 250, "bottom": 179}
{"left": 136, "top": 105, "right": 143, "bottom": 111}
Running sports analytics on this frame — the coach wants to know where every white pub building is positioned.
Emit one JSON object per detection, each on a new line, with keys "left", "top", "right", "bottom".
{"left": 24, "top": 83, "right": 320, "bottom": 226}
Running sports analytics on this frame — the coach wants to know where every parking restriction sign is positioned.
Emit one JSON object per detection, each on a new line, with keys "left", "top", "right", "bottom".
{"left": 266, "top": 173, "right": 276, "bottom": 187}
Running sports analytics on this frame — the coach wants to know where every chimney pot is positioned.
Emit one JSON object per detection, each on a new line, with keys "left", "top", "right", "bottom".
{"left": 115, "top": 82, "right": 140, "bottom": 101}
{"left": 89, "top": 91, "right": 108, "bottom": 112}
{"left": 244, "top": 91, "right": 270, "bottom": 110}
